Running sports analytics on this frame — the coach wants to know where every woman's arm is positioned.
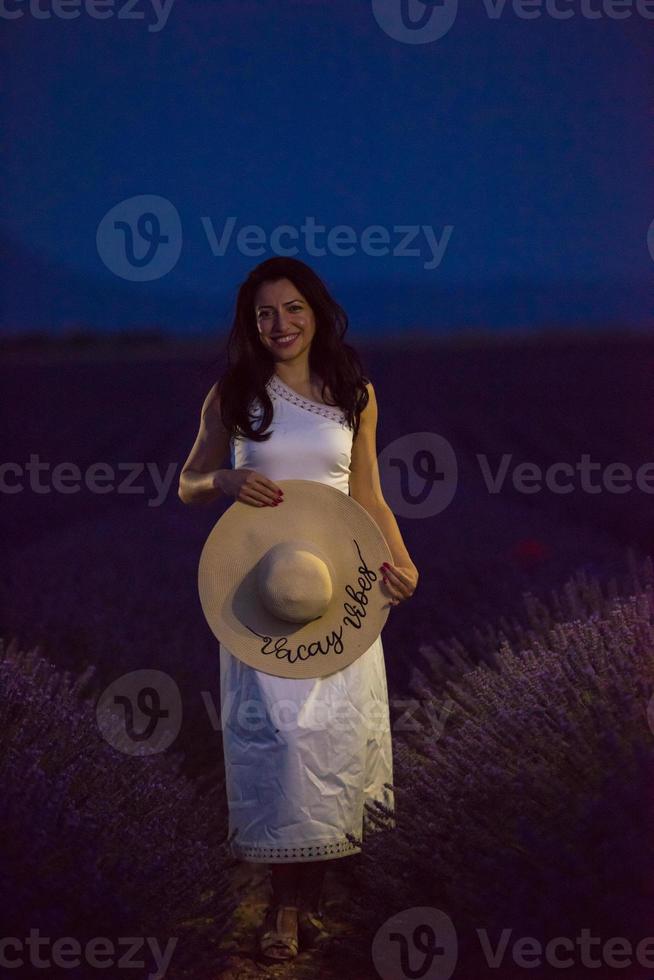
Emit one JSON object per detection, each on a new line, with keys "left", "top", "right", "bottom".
{"left": 349, "top": 381, "right": 418, "bottom": 576}
{"left": 178, "top": 382, "right": 232, "bottom": 505}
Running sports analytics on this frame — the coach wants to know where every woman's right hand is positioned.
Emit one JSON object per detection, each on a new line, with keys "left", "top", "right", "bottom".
{"left": 214, "top": 468, "right": 285, "bottom": 508}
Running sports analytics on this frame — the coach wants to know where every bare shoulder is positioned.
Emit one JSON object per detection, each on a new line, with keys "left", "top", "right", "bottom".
{"left": 203, "top": 380, "right": 221, "bottom": 408}
{"left": 352, "top": 379, "right": 377, "bottom": 440}
{"left": 361, "top": 379, "right": 378, "bottom": 415}
{"left": 201, "top": 380, "right": 225, "bottom": 424}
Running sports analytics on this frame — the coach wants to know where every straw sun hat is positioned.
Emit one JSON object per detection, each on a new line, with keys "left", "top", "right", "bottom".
{"left": 197, "top": 479, "right": 394, "bottom": 679}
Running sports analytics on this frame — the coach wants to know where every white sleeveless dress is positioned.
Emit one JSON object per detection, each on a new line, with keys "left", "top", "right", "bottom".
{"left": 219, "top": 371, "right": 396, "bottom": 863}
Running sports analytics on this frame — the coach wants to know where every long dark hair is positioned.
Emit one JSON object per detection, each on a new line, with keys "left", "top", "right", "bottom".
{"left": 214, "top": 257, "right": 370, "bottom": 442}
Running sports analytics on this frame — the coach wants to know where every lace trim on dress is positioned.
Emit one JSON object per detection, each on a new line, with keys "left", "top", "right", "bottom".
{"left": 267, "top": 373, "right": 347, "bottom": 423}
{"left": 229, "top": 836, "right": 362, "bottom": 862}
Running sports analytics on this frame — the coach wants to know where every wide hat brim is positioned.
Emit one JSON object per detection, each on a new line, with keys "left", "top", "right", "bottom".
{"left": 197, "top": 479, "right": 393, "bottom": 679}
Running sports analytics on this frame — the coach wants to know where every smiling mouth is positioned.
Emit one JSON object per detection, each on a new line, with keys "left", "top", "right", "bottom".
{"left": 272, "top": 332, "right": 300, "bottom": 347}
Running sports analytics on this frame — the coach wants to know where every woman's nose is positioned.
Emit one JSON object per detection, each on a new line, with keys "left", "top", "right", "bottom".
{"left": 277, "top": 312, "right": 296, "bottom": 329}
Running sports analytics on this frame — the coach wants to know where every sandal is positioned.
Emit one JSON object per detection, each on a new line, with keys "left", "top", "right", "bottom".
{"left": 258, "top": 904, "right": 299, "bottom": 961}
{"left": 298, "top": 908, "right": 331, "bottom": 950}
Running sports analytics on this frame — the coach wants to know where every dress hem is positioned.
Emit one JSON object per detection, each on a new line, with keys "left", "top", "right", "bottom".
{"left": 228, "top": 814, "right": 397, "bottom": 864}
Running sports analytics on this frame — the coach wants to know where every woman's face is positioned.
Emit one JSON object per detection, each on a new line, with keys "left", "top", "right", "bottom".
{"left": 254, "top": 278, "right": 316, "bottom": 364}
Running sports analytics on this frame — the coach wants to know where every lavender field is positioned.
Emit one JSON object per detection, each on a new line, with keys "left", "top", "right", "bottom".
{"left": 3, "top": 332, "right": 652, "bottom": 708}
{"left": 3, "top": 330, "right": 654, "bottom": 978}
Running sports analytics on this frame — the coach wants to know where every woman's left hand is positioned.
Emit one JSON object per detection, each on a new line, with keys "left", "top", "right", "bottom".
{"left": 379, "top": 562, "right": 419, "bottom": 607}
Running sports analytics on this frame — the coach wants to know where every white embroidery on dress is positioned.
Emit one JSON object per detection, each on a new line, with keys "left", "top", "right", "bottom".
{"left": 230, "top": 836, "right": 362, "bottom": 862}
{"left": 267, "top": 373, "right": 347, "bottom": 423}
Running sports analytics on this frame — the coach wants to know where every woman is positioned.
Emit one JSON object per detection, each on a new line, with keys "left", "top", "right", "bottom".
{"left": 178, "top": 257, "right": 418, "bottom": 961}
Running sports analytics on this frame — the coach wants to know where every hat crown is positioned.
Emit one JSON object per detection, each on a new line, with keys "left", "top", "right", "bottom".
{"left": 256, "top": 541, "right": 333, "bottom": 624}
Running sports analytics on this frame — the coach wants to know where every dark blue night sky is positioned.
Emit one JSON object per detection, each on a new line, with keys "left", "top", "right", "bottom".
{"left": 2, "top": 1, "right": 652, "bottom": 336}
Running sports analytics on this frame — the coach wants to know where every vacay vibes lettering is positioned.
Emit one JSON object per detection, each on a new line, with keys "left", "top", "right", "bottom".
{"left": 245, "top": 539, "right": 379, "bottom": 665}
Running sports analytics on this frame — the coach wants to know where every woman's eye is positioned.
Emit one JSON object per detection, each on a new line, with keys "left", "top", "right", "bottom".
{"left": 257, "top": 306, "right": 303, "bottom": 320}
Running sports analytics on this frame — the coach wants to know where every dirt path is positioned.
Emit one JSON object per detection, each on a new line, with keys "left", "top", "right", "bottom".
{"left": 216, "top": 860, "right": 374, "bottom": 980}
